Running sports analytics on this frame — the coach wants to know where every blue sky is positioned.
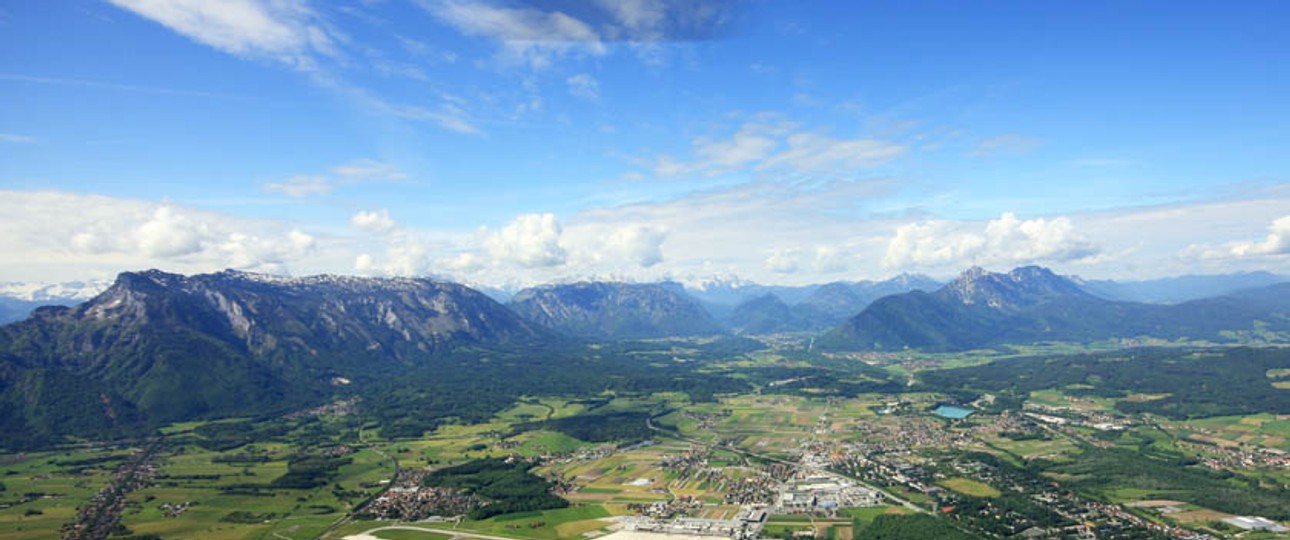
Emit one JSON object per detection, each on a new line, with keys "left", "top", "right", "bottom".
{"left": 1, "top": 0, "right": 1287, "bottom": 287}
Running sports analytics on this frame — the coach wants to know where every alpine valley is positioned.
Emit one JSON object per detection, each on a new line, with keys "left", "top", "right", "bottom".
{"left": 2, "top": 266, "right": 1290, "bottom": 540}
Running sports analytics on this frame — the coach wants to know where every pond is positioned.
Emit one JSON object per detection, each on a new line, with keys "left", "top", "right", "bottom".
{"left": 933, "top": 404, "right": 974, "bottom": 419}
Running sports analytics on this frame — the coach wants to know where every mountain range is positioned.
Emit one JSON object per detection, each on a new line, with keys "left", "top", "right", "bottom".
{"left": 820, "top": 266, "right": 1290, "bottom": 352}
{"left": 0, "top": 279, "right": 110, "bottom": 324}
{"left": 724, "top": 274, "right": 944, "bottom": 333}
{"left": 0, "top": 269, "right": 547, "bottom": 447}
{"left": 2, "top": 265, "right": 1288, "bottom": 449}
{"left": 509, "top": 281, "right": 724, "bottom": 339}
{"left": 1079, "top": 271, "right": 1287, "bottom": 304}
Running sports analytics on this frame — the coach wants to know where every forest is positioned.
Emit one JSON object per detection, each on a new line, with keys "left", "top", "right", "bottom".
{"left": 920, "top": 347, "right": 1290, "bottom": 419}
{"left": 423, "top": 457, "right": 569, "bottom": 520}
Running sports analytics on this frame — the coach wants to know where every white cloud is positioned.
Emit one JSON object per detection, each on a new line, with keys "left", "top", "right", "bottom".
{"left": 761, "top": 246, "right": 850, "bottom": 275}
{"left": 593, "top": 0, "right": 666, "bottom": 35}
{"left": 650, "top": 119, "right": 905, "bottom": 178}
{"left": 758, "top": 132, "right": 907, "bottom": 173}
{"left": 0, "top": 133, "right": 35, "bottom": 143}
{"left": 263, "top": 175, "right": 332, "bottom": 197}
{"left": 765, "top": 250, "right": 799, "bottom": 274}
{"left": 566, "top": 73, "right": 600, "bottom": 100}
{"left": 391, "top": 101, "right": 483, "bottom": 135}
{"left": 354, "top": 253, "right": 375, "bottom": 273}
{"left": 383, "top": 234, "right": 431, "bottom": 276}
{"left": 263, "top": 159, "right": 407, "bottom": 198}
{"left": 1184, "top": 214, "right": 1290, "bottom": 260}
{"left": 0, "top": 191, "right": 322, "bottom": 280}
{"left": 107, "top": 0, "right": 337, "bottom": 69}
{"left": 136, "top": 206, "right": 206, "bottom": 257}
{"left": 604, "top": 225, "right": 666, "bottom": 267}
{"left": 883, "top": 212, "right": 1099, "bottom": 271}
{"left": 485, "top": 213, "right": 567, "bottom": 267}
{"left": 105, "top": 2, "right": 490, "bottom": 140}
{"left": 966, "top": 133, "right": 1043, "bottom": 157}
{"left": 1232, "top": 215, "right": 1290, "bottom": 256}
{"left": 423, "top": 0, "right": 605, "bottom": 69}
{"left": 332, "top": 159, "right": 407, "bottom": 181}
{"left": 811, "top": 245, "right": 849, "bottom": 273}
{"left": 350, "top": 209, "right": 398, "bottom": 234}
{"left": 420, "top": 0, "right": 731, "bottom": 69}
{"left": 655, "top": 122, "right": 782, "bottom": 177}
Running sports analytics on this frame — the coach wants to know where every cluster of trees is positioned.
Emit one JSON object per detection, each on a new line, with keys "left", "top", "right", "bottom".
{"left": 269, "top": 453, "right": 354, "bottom": 490}
{"left": 921, "top": 347, "right": 1290, "bottom": 419}
{"left": 192, "top": 418, "right": 302, "bottom": 451}
{"left": 1050, "top": 447, "right": 1290, "bottom": 519}
{"left": 364, "top": 345, "right": 750, "bottom": 440}
{"left": 422, "top": 458, "right": 567, "bottom": 520}
{"left": 219, "top": 511, "right": 277, "bottom": 523}
{"left": 853, "top": 514, "right": 979, "bottom": 540}
{"left": 519, "top": 411, "right": 653, "bottom": 444}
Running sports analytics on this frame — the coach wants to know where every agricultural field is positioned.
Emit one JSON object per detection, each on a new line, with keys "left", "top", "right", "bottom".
{"left": 544, "top": 439, "right": 691, "bottom": 506}
{"left": 0, "top": 447, "right": 136, "bottom": 540}
{"left": 1170, "top": 414, "right": 1290, "bottom": 452}
{"left": 668, "top": 395, "right": 833, "bottom": 456}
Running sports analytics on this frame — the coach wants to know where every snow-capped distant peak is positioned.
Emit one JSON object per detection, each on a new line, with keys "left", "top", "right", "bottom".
{"left": 0, "top": 280, "right": 112, "bottom": 302}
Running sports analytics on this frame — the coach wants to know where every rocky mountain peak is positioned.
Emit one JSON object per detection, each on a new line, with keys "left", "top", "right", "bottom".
{"left": 942, "top": 265, "right": 1087, "bottom": 310}
{"left": 509, "top": 281, "right": 723, "bottom": 339}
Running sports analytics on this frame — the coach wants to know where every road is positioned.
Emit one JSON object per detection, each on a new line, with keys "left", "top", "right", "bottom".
{"left": 343, "top": 524, "right": 531, "bottom": 540}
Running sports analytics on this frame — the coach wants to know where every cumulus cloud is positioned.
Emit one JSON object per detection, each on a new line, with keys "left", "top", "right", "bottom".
{"left": 382, "top": 234, "right": 431, "bottom": 276}
{"left": 1184, "top": 215, "right": 1290, "bottom": 260}
{"left": 1231, "top": 215, "right": 1290, "bottom": 256}
{"left": 136, "top": 206, "right": 206, "bottom": 257}
{"left": 107, "top": 0, "right": 337, "bottom": 70}
{"left": 604, "top": 225, "right": 666, "bottom": 267}
{"left": 350, "top": 209, "right": 398, "bottom": 234}
{"left": 354, "top": 253, "right": 375, "bottom": 273}
{"left": 760, "top": 245, "right": 850, "bottom": 275}
{"left": 811, "top": 245, "right": 849, "bottom": 273}
{"left": 0, "top": 191, "right": 321, "bottom": 280}
{"left": 765, "top": 250, "right": 799, "bottom": 274}
{"left": 883, "top": 213, "right": 1099, "bottom": 271}
{"left": 485, "top": 213, "right": 567, "bottom": 267}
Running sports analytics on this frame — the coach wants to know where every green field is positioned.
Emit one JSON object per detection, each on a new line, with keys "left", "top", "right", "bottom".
{"left": 939, "top": 478, "right": 1002, "bottom": 498}
{"left": 450, "top": 505, "right": 612, "bottom": 539}
{"left": 0, "top": 447, "right": 135, "bottom": 540}
{"left": 1174, "top": 414, "right": 1290, "bottom": 451}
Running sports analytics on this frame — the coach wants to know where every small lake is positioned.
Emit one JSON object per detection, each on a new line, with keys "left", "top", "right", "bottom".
{"left": 933, "top": 404, "right": 974, "bottom": 419}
